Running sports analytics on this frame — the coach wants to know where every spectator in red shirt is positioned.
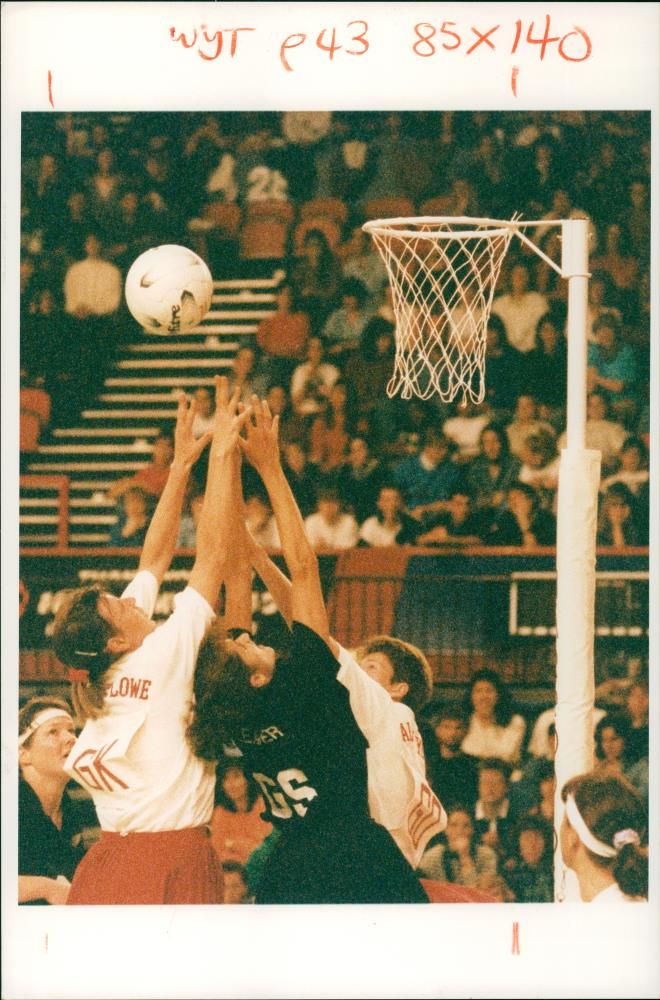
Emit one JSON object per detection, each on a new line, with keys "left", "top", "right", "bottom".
{"left": 107, "top": 429, "right": 174, "bottom": 507}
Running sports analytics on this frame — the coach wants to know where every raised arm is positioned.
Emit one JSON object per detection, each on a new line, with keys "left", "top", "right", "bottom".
{"left": 188, "top": 377, "right": 251, "bottom": 609}
{"left": 222, "top": 452, "right": 254, "bottom": 634}
{"left": 244, "top": 531, "right": 293, "bottom": 628}
{"left": 138, "top": 392, "right": 212, "bottom": 584}
{"left": 239, "top": 396, "right": 335, "bottom": 650}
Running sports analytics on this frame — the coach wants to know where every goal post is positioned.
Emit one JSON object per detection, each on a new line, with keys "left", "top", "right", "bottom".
{"left": 363, "top": 215, "right": 599, "bottom": 901}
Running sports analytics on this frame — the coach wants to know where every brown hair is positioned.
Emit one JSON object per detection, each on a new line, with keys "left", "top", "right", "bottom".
{"left": 52, "top": 585, "right": 114, "bottom": 720}
{"left": 355, "top": 635, "right": 433, "bottom": 714}
{"left": 561, "top": 772, "right": 647, "bottom": 898}
{"left": 187, "top": 620, "right": 256, "bottom": 761}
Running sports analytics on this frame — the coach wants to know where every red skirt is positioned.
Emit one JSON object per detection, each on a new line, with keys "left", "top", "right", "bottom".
{"left": 67, "top": 826, "right": 224, "bottom": 905}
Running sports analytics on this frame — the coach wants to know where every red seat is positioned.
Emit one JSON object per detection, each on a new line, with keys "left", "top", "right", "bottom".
{"left": 419, "top": 196, "right": 456, "bottom": 217}
{"left": 300, "top": 198, "right": 348, "bottom": 226}
{"left": 239, "top": 219, "right": 290, "bottom": 260}
{"left": 20, "top": 387, "right": 51, "bottom": 452}
{"left": 203, "top": 202, "right": 242, "bottom": 238}
{"left": 363, "top": 197, "right": 416, "bottom": 221}
{"left": 245, "top": 200, "right": 295, "bottom": 224}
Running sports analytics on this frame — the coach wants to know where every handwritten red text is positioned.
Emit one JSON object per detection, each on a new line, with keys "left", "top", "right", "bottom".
{"left": 170, "top": 25, "right": 255, "bottom": 61}
{"left": 280, "top": 21, "right": 369, "bottom": 72}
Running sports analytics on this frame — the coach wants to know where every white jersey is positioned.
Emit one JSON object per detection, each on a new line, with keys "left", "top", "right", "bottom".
{"left": 336, "top": 645, "right": 447, "bottom": 868}
{"left": 64, "top": 571, "right": 216, "bottom": 833}
{"left": 591, "top": 882, "right": 645, "bottom": 904}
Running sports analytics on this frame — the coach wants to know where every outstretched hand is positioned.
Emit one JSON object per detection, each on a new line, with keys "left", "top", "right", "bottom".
{"left": 172, "top": 390, "right": 213, "bottom": 469}
{"left": 210, "top": 375, "right": 252, "bottom": 457}
{"left": 238, "top": 395, "right": 281, "bottom": 475}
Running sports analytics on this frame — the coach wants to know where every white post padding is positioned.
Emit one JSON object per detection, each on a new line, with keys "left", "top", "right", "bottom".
{"left": 562, "top": 220, "right": 590, "bottom": 451}
{"left": 553, "top": 445, "right": 601, "bottom": 900}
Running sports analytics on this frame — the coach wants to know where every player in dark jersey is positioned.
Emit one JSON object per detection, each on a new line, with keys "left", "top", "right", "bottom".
{"left": 188, "top": 396, "right": 427, "bottom": 904}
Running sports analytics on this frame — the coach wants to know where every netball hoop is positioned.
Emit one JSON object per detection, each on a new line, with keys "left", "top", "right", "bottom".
{"left": 362, "top": 216, "right": 516, "bottom": 402}
{"left": 364, "top": 215, "right": 600, "bottom": 902}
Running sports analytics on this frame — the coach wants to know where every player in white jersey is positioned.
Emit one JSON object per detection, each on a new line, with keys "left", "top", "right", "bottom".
{"left": 52, "top": 378, "right": 250, "bottom": 904}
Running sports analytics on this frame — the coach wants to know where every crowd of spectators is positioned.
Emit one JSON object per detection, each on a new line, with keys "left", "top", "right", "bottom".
{"left": 188, "top": 666, "right": 650, "bottom": 904}
{"left": 413, "top": 669, "right": 649, "bottom": 902}
{"left": 20, "top": 111, "right": 651, "bottom": 548}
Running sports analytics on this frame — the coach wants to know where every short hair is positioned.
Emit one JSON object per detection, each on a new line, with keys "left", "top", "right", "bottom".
{"left": 593, "top": 313, "right": 622, "bottom": 339}
{"left": 478, "top": 757, "right": 512, "bottom": 781}
{"left": 19, "top": 696, "right": 73, "bottom": 748}
{"left": 356, "top": 635, "right": 433, "bottom": 714}
{"left": 432, "top": 702, "right": 468, "bottom": 726}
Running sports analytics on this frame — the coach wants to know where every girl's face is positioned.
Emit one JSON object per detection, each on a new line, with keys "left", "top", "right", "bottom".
{"left": 471, "top": 680, "right": 498, "bottom": 718}
{"left": 519, "top": 829, "right": 546, "bottom": 867}
{"left": 225, "top": 633, "right": 277, "bottom": 686}
{"left": 481, "top": 430, "right": 502, "bottom": 461}
{"left": 222, "top": 766, "right": 249, "bottom": 803}
{"left": 446, "top": 810, "right": 474, "bottom": 846}
{"left": 19, "top": 715, "right": 76, "bottom": 780}
{"left": 600, "top": 726, "right": 625, "bottom": 762}
{"left": 621, "top": 446, "right": 643, "bottom": 472}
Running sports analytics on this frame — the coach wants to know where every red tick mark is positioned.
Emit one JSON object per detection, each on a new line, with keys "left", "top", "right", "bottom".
{"left": 48, "top": 70, "right": 54, "bottom": 108}
{"left": 511, "top": 65, "right": 519, "bottom": 97}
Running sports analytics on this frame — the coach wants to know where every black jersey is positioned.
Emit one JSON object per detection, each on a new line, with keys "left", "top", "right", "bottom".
{"left": 232, "top": 623, "right": 370, "bottom": 830}
{"left": 229, "top": 623, "right": 428, "bottom": 904}
{"left": 19, "top": 780, "right": 88, "bottom": 904}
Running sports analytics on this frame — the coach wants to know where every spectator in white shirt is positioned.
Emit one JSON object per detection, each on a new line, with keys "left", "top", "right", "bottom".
{"left": 63, "top": 233, "right": 122, "bottom": 318}
{"left": 461, "top": 668, "right": 526, "bottom": 764}
{"left": 304, "top": 486, "right": 359, "bottom": 550}
{"left": 492, "top": 262, "right": 549, "bottom": 354}
{"left": 359, "top": 484, "right": 419, "bottom": 547}
{"left": 442, "top": 400, "right": 494, "bottom": 463}
{"left": 600, "top": 436, "right": 649, "bottom": 496}
{"left": 290, "top": 336, "right": 340, "bottom": 417}
{"left": 506, "top": 394, "right": 556, "bottom": 461}
{"left": 558, "top": 390, "right": 627, "bottom": 474}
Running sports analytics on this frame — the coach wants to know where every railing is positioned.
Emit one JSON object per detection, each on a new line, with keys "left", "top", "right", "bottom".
{"left": 19, "top": 547, "right": 649, "bottom": 686}
{"left": 19, "top": 475, "right": 70, "bottom": 550}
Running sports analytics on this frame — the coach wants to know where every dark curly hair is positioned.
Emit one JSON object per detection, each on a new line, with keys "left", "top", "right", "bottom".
{"left": 187, "top": 620, "right": 258, "bottom": 762}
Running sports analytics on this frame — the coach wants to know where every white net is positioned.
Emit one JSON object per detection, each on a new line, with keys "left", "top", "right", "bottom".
{"left": 363, "top": 217, "right": 516, "bottom": 402}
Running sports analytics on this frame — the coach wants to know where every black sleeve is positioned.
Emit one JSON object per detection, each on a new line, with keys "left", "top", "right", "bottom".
{"left": 284, "top": 622, "right": 341, "bottom": 692}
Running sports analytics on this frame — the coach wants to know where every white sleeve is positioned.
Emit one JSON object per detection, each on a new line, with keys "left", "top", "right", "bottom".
{"left": 145, "top": 586, "right": 216, "bottom": 687}
{"left": 121, "top": 570, "right": 159, "bottom": 618}
{"left": 335, "top": 645, "right": 395, "bottom": 742}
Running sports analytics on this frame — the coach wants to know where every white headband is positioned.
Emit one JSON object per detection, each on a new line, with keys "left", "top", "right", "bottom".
{"left": 565, "top": 794, "right": 617, "bottom": 858}
{"left": 18, "top": 708, "right": 73, "bottom": 747}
